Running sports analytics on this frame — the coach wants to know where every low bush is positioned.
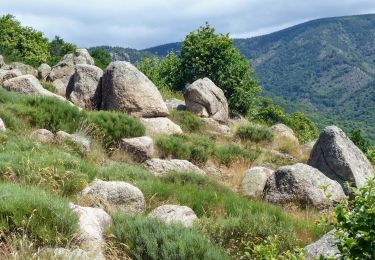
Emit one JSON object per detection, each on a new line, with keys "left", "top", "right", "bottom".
{"left": 235, "top": 123, "right": 273, "bottom": 143}
{"left": 0, "top": 183, "right": 78, "bottom": 246}
{"left": 110, "top": 213, "right": 228, "bottom": 260}
{"left": 169, "top": 110, "right": 205, "bottom": 133}
{"left": 87, "top": 111, "right": 145, "bottom": 148}
{"left": 213, "top": 144, "right": 260, "bottom": 166}
{"left": 40, "top": 81, "right": 56, "bottom": 93}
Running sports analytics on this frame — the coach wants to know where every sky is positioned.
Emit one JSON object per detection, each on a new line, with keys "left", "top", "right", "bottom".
{"left": 2, "top": 0, "right": 375, "bottom": 49}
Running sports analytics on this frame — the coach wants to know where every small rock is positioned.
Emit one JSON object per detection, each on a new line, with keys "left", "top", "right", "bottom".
{"left": 0, "top": 118, "right": 5, "bottom": 132}
{"left": 148, "top": 205, "right": 197, "bottom": 228}
{"left": 165, "top": 98, "right": 186, "bottom": 111}
{"left": 0, "top": 69, "right": 22, "bottom": 84}
{"left": 308, "top": 126, "right": 374, "bottom": 192}
{"left": 120, "top": 136, "right": 154, "bottom": 162}
{"left": 144, "top": 159, "right": 206, "bottom": 176}
{"left": 69, "top": 203, "right": 111, "bottom": 259}
{"left": 81, "top": 179, "right": 146, "bottom": 214}
{"left": 141, "top": 117, "right": 182, "bottom": 135}
{"left": 31, "top": 129, "right": 55, "bottom": 143}
{"left": 184, "top": 78, "right": 229, "bottom": 123}
{"left": 264, "top": 163, "right": 346, "bottom": 209}
{"left": 305, "top": 232, "right": 340, "bottom": 259}
{"left": 202, "top": 118, "right": 231, "bottom": 136}
{"left": 241, "top": 167, "right": 274, "bottom": 199}
{"left": 37, "top": 63, "right": 51, "bottom": 80}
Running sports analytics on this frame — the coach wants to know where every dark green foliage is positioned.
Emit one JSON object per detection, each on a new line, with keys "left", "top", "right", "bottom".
{"left": 110, "top": 213, "right": 228, "bottom": 260}
{"left": 350, "top": 129, "right": 371, "bottom": 154}
{"left": 235, "top": 124, "right": 273, "bottom": 143}
{"left": 89, "top": 48, "right": 112, "bottom": 69}
{"left": 48, "top": 36, "right": 76, "bottom": 65}
{"left": 155, "top": 134, "right": 215, "bottom": 164}
{"left": 331, "top": 176, "right": 375, "bottom": 259}
{"left": 0, "top": 183, "right": 78, "bottom": 245}
{"left": 87, "top": 111, "right": 145, "bottom": 148}
{"left": 0, "top": 14, "right": 50, "bottom": 67}
{"left": 213, "top": 144, "right": 260, "bottom": 166}
{"left": 169, "top": 110, "right": 205, "bottom": 133}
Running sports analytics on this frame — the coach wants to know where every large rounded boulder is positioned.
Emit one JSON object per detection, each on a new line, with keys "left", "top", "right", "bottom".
{"left": 67, "top": 64, "right": 103, "bottom": 110}
{"left": 264, "top": 163, "right": 346, "bottom": 209}
{"left": 0, "top": 69, "right": 22, "bottom": 84}
{"left": 241, "top": 166, "right": 274, "bottom": 199}
{"left": 148, "top": 205, "right": 197, "bottom": 228}
{"left": 101, "top": 61, "right": 169, "bottom": 117}
{"left": 308, "top": 126, "right": 374, "bottom": 191}
{"left": 184, "top": 78, "right": 229, "bottom": 123}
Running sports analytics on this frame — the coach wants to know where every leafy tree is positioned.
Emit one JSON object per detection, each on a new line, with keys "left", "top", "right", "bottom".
{"left": 0, "top": 14, "right": 50, "bottom": 67}
{"left": 350, "top": 129, "right": 371, "bottom": 154}
{"left": 48, "top": 36, "right": 76, "bottom": 65}
{"left": 178, "top": 23, "right": 261, "bottom": 115}
{"left": 90, "top": 48, "right": 112, "bottom": 69}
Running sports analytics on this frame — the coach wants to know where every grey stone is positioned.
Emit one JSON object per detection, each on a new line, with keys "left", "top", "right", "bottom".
{"left": 0, "top": 69, "right": 22, "bottom": 84}
{"left": 0, "top": 55, "right": 4, "bottom": 68}
{"left": 264, "top": 163, "right": 346, "bottom": 209}
{"left": 101, "top": 61, "right": 169, "bottom": 117}
{"left": 184, "top": 78, "right": 229, "bottom": 123}
{"left": 148, "top": 205, "right": 197, "bottom": 228}
{"left": 144, "top": 159, "right": 205, "bottom": 176}
{"left": 120, "top": 136, "right": 154, "bottom": 162}
{"left": 37, "top": 63, "right": 51, "bottom": 80}
{"left": 81, "top": 179, "right": 146, "bottom": 214}
{"left": 305, "top": 232, "right": 340, "bottom": 260}
{"left": 0, "top": 118, "right": 5, "bottom": 132}
{"left": 8, "top": 62, "right": 37, "bottom": 76}
{"left": 165, "top": 98, "right": 186, "bottom": 110}
{"left": 141, "top": 117, "right": 182, "bottom": 135}
{"left": 31, "top": 129, "right": 55, "bottom": 143}
{"left": 241, "top": 167, "right": 274, "bottom": 199}
{"left": 68, "top": 64, "right": 103, "bottom": 110}
{"left": 308, "top": 126, "right": 374, "bottom": 192}
{"left": 202, "top": 118, "right": 231, "bottom": 136}
{"left": 40, "top": 248, "right": 91, "bottom": 260}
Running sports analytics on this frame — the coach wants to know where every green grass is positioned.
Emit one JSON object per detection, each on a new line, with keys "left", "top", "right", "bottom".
{"left": 169, "top": 110, "right": 205, "bottom": 133}
{"left": 110, "top": 213, "right": 228, "bottom": 260}
{"left": 0, "top": 183, "right": 78, "bottom": 246}
{"left": 213, "top": 144, "right": 261, "bottom": 166}
{"left": 40, "top": 81, "right": 57, "bottom": 93}
{"left": 235, "top": 123, "right": 273, "bottom": 143}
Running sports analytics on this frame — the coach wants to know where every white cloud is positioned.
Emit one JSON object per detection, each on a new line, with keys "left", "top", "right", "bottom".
{"left": 1, "top": 0, "right": 375, "bottom": 48}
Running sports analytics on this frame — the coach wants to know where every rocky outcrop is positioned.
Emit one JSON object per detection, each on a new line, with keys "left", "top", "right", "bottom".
{"left": 81, "top": 179, "right": 146, "bottom": 214}
{"left": 184, "top": 78, "right": 229, "bottom": 122}
{"left": 101, "top": 61, "right": 169, "bottom": 117}
{"left": 120, "top": 136, "right": 154, "bottom": 162}
{"left": 202, "top": 118, "right": 231, "bottom": 136}
{"left": 144, "top": 159, "right": 205, "bottom": 176}
{"left": 165, "top": 98, "right": 186, "bottom": 111}
{"left": 264, "top": 163, "right": 346, "bottom": 209}
{"left": 69, "top": 203, "right": 111, "bottom": 259}
{"left": 3, "top": 75, "right": 66, "bottom": 101}
{"left": 141, "top": 117, "right": 182, "bottom": 135}
{"left": 8, "top": 62, "right": 37, "bottom": 76}
{"left": 37, "top": 63, "right": 51, "bottom": 80}
{"left": 31, "top": 129, "right": 55, "bottom": 143}
{"left": 0, "top": 69, "right": 22, "bottom": 84}
{"left": 48, "top": 49, "right": 95, "bottom": 96}
{"left": 67, "top": 64, "right": 103, "bottom": 110}
{"left": 305, "top": 232, "right": 340, "bottom": 259}
{"left": 148, "top": 205, "right": 197, "bottom": 228}
{"left": 308, "top": 126, "right": 374, "bottom": 191}
{"left": 0, "top": 118, "right": 5, "bottom": 132}
{"left": 241, "top": 167, "right": 273, "bottom": 199}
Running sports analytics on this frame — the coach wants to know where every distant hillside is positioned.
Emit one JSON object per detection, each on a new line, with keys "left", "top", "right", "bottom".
{"left": 92, "top": 14, "right": 375, "bottom": 141}
{"left": 88, "top": 46, "right": 153, "bottom": 64}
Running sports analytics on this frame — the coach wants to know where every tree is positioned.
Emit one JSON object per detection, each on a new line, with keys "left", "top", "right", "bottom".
{"left": 350, "top": 129, "right": 371, "bottom": 154}
{"left": 0, "top": 14, "right": 50, "bottom": 67}
{"left": 48, "top": 36, "right": 76, "bottom": 65}
{"left": 90, "top": 48, "right": 112, "bottom": 69}
{"left": 178, "top": 23, "right": 262, "bottom": 115}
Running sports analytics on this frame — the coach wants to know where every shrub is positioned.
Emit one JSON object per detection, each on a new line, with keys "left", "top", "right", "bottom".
{"left": 41, "top": 81, "right": 56, "bottom": 93}
{"left": 0, "top": 183, "right": 78, "bottom": 246}
{"left": 235, "top": 123, "right": 273, "bottom": 143}
{"left": 331, "top": 176, "right": 375, "bottom": 259}
{"left": 90, "top": 48, "right": 112, "bottom": 69}
{"left": 169, "top": 110, "right": 205, "bottom": 133}
{"left": 48, "top": 36, "right": 76, "bottom": 66}
{"left": 213, "top": 144, "right": 260, "bottom": 166}
{"left": 87, "top": 111, "right": 145, "bottom": 148}
{"left": 110, "top": 213, "right": 228, "bottom": 260}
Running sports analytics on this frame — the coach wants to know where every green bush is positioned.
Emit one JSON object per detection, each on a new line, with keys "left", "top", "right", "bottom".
{"left": 0, "top": 183, "right": 78, "bottom": 246}
{"left": 235, "top": 123, "right": 273, "bottom": 143}
{"left": 169, "top": 110, "right": 205, "bottom": 133}
{"left": 87, "top": 111, "right": 145, "bottom": 148}
{"left": 48, "top": 36, "right": 76, "bottom": 66}
{"left": 41, "top": 81, "right": 56, "bottom": 93}
{"left": 90, "top": 48, "right": 112, "bottom": 69}
{"left": 110, "top": 213, "right": 228, "bottom": 260}
{"left": 214, "top": 144, "right": 260, "bottom": 166}
{"left": 331, "top": 176, "right": 375, "bottom": 259}
{"left": 155, "top": 134, "right": 215, "bottom": 164}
